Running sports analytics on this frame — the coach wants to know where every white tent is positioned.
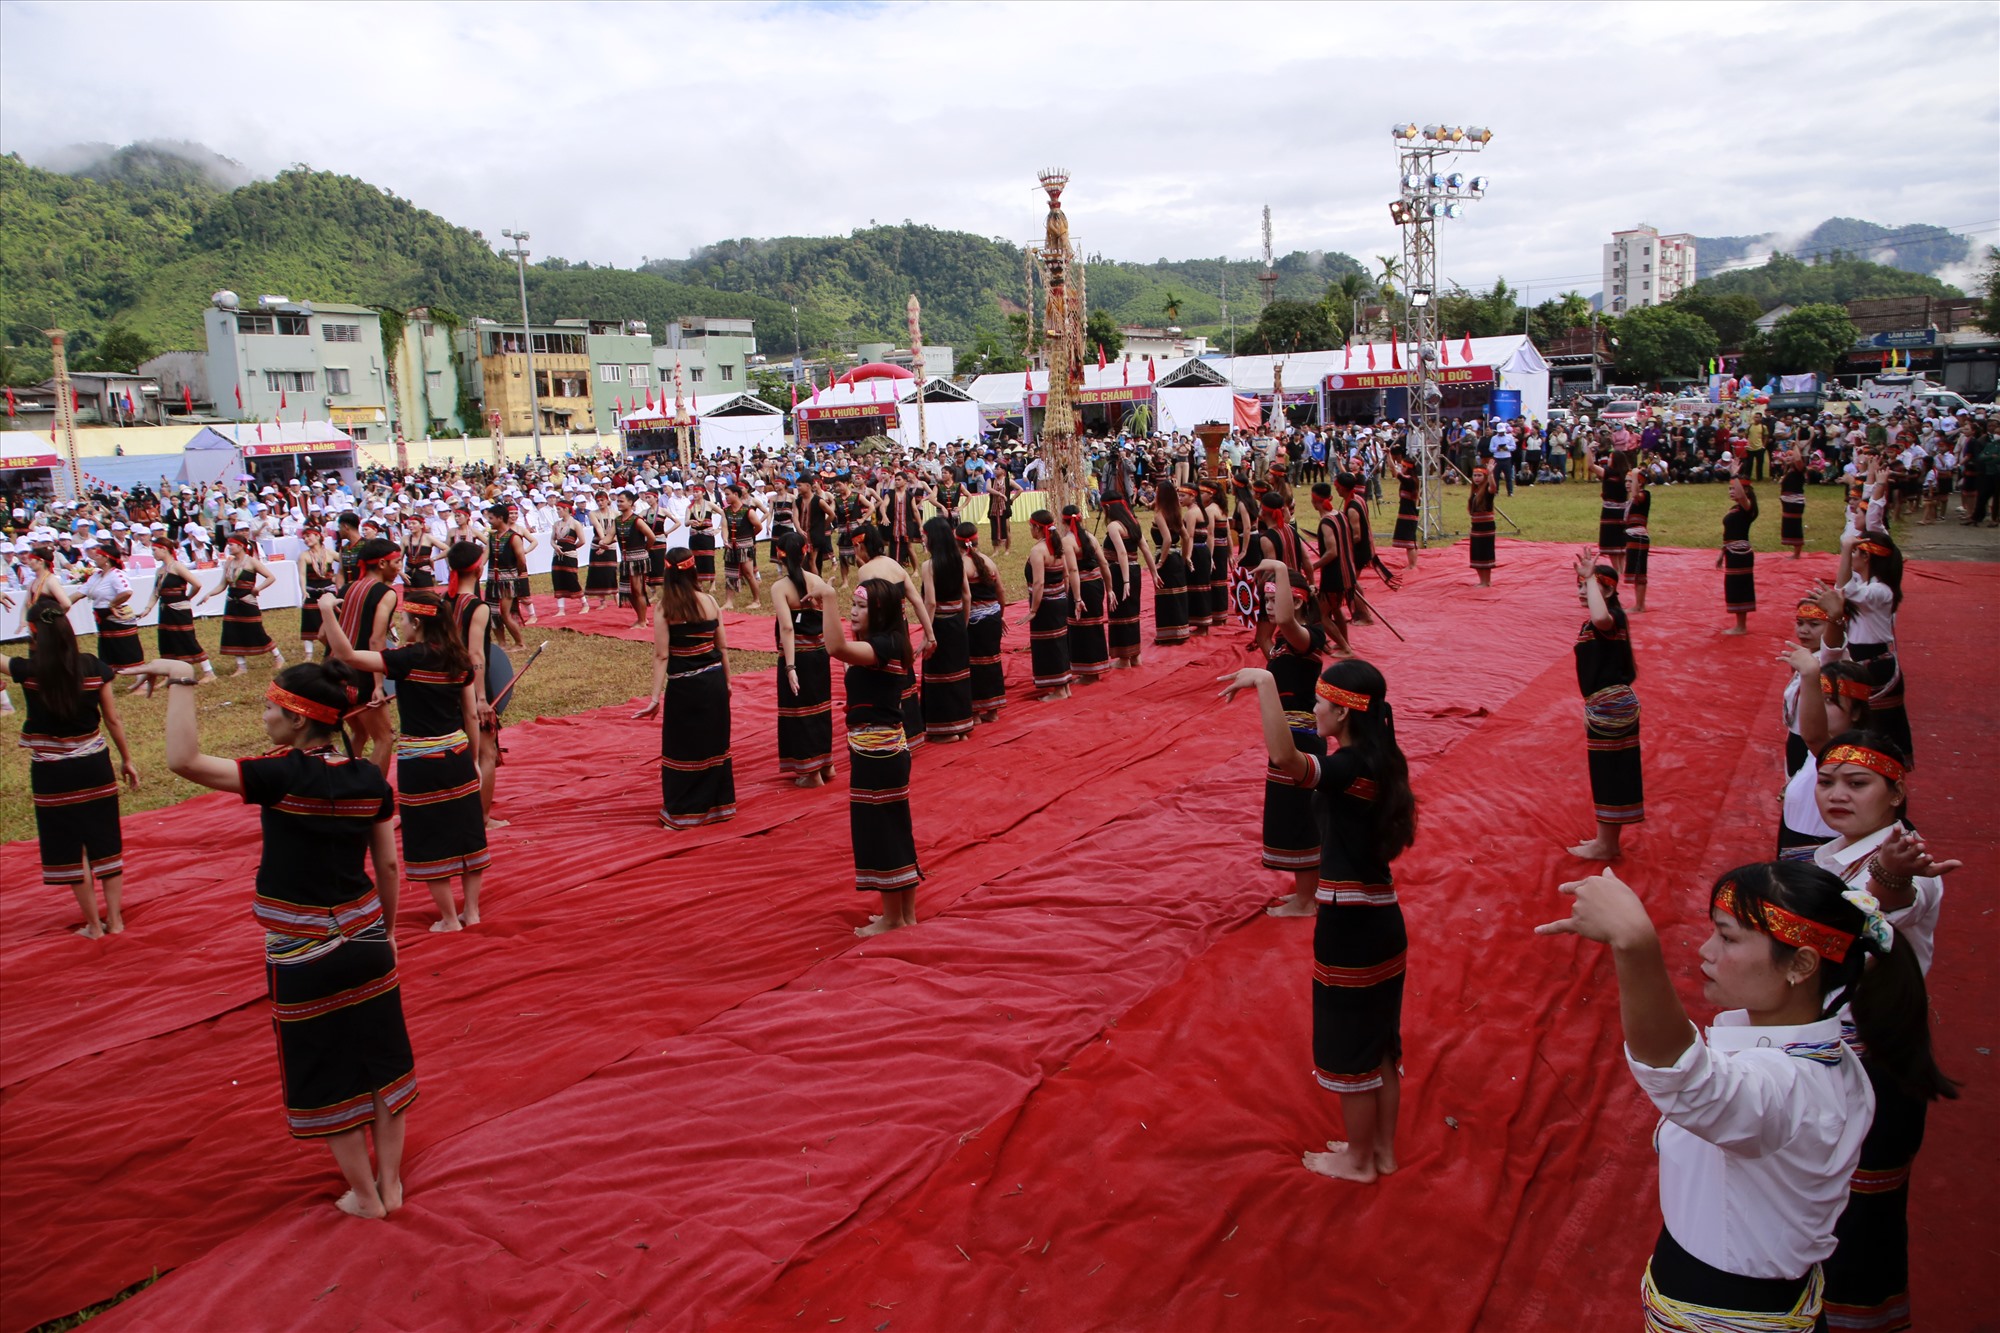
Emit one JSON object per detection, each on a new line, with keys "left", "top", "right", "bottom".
{"left": 694, "top": 392, "right": 784, "bottom": 457}
{"left": 795, "top": 377, "right": 908, "bottom": 450}
{"left": 1154, "top": 359, "right": 1234, "bottom": 434}
{"left": 896, "top": 378, "right": 980, "bottom": 449}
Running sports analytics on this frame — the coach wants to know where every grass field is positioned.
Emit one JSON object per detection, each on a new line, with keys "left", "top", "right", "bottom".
{"left": 0, "top": 478, "right": 1839, "bottom": 845}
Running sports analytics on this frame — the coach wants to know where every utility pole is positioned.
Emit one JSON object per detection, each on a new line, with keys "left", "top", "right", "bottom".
{"left": 500, "top": 229, "right": 542, "bottom": 462}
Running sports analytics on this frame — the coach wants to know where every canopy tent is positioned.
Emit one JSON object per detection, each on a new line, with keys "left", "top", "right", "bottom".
{"left": 895, "top": 378, "right": 980, "bottom": 449}
{"left": 617, "top": 406, "right": 697, "bottom": 461}
{"left": 1153, "top": 358, "right": 1234, "bottom": 435}
{"left": 795, "top": 379, "right": 906, "bottom": 450}
{"left": 693, "top": 392, "right": 784, "bottom": 458}
{"left": 0, "top": 448, "right": 63, "bottom": 499}
{"left": 189, "top": 421, "right": 359, "bottom": 485}
{"left": 178, "top": 428, "right": 243, "bottom": 488}
{"left": 1315, "top": 334, "right": 1550, "bottom": 427}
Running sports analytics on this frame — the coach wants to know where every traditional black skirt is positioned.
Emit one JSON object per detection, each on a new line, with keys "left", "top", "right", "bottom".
{"left": 157, "top": 600, "right": 207, "bottom": 663}
{"left": 1723, "top": 540, "right": 1755, "bottom": 613}
{"left": 587, "top": 543, "right": 620, "bottom": 592}
{"left": 300, "top": 578, "right": 335, "bottom": 641}
{"left": 93, "top": 607, "right": 144, "bottom": 670}
{"left": 1823, "top": 1069, "right": 1926, "bottom": 1332}
{"left": 266, "top": 929, "right": 417, "bottom": 1139}
{"left": 689, "top": 534, "right": 718, "bottom": 579}
{"left": 968, "top": 606, "right": 1006, "bottom": 714}
{"left": 921, "top": 614, "right": 975, "bottom": 739}
{"left": 646, "top": 547, "right": 666, "bottom": 582}
{"left": 1780, "top": 496, "right": 1806, "bottom": 549}
{"left": 1262, "top": 722, "right": 1326, "bottom": 871}
{"left": 1189, "top": 541, "right": 1215, "bottom": 624}
{"left": 848, "top": 725, "right": 920, "bottom": 893}
{"left": 659, "top": 664, "right": 736, "bottom": 828}
{"left": 1624, "top": 531, "right": 1650, "bottom": 588}
{"left": 1069, "top": 571, "right": 1111, "bottom": 678}
{"left": 1584, "top": 684, "right": 1644, "bottom": 825}
{"left": 777, "top": 641, "right": 834, "bottom": 776}
{"left": 1154, "top": 552, "right": 1191, "bottom": 644}
{"left": 29, "top": 746, "right": 123, "bottom": 884}
{"left": 1642, "top": 1227, "right": 1822, "bottom": 1331}
{"left": 1029, "top": 591, "right": 1074, "bottom": 690}
{"left": 220, "top": 588, "right": 273, "bottom": 654}
{"left": 395, "top": 734, "right": 490, "bottom": 880}
{"left": 1598, "top": 503, "right": 1628, "bottom": 555}
{"left": 1848, "top": 642, "right": 1914, "bottom": 768}
{"left": 551, "top": 552, "right": 582, "bottom": 595}
{"left": 1392, "top": 508, "right": 1419, "bottom": 551}
{"left": 1108, "top": 560, "right": 1143, "bottom": 660}
{"left": 403, "top": 561, "right": 436, "bottom": 590}
{"left": 1311, "top": 897, "right": 1406, "bottom": 1093}
{"left": 1468, "top": 514, "right": 1497, "bottom": 571}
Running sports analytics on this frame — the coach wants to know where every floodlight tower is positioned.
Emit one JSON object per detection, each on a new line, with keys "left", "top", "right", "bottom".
{"left": 1259, "top": 205, "right": 1278, "bottom": 311}
{"left": 1387, "top": 122, "right": 1492, "bottom": 539}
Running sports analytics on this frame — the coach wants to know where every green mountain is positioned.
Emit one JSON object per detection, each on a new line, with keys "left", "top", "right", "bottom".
{"left": 1687, "top": 251, "right": 1963, "bottom": 312}
{"left": 1693, "top": 217, "right": 1974, "bottom": 281}
{"left": 0, "top": 143, "right": 1372, "bottom": 383}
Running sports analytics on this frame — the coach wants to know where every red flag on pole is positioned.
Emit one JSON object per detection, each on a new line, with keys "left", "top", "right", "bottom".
{"left": 183, "top": 384, "right": 194, "bottom": 413}
{"left": 1461, "top": 331, "right": 1474, "bottom": 362}
{"left": 1023, "top": 365, "right": 1032, "bottom": 391}
{"left": 615, "top": 396, "right": 623, "bottom": 416}
{"left": 1391, "top": 331, "right": 1402, "bottom": 371}
{"left": 4, "top": 387, "right": 14, "bottom": 418}
{"left": 124, "top": 391, "right": 136, "bottom": 416}
{"left": 73, "top": 388, "right": 81, "bottom": 412}
{"left": 789, "top": 381, "right": 797, "bottom": 412}
{"left": 1122, "top": 358, "right": 1129, "bottom": 386}
{"left": 1344, "top": 341, "right": 1352, "bottom": 370}
{"left": 234, "top": 383, "right": 243, "bottom": 409}
{"left": 1097, "top": 344, "right": 1106, "bottom": 373}
{"left": 1440, "top": 337, "right": 1450, "bottom": 366}
{"left": 280, "top": 388, "right": 288, "bottom": 410}
{"left": 1147, "top": 357, "right": 1156, "bottom": 383}
{"left": 1366, "top": 342, "right": 1376, "bottom": 370}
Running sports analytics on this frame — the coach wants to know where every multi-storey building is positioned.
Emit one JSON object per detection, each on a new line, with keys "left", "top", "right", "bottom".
{"left": 654, "top": 317, "right": 757, "bottom": 394}
{"left": 460, "top": 318, "right": 594, "bottom": 437}
{"left": 1602, "top": 226, "right": 1697, "bottom": 315}
{"left": 203, "top": 294, "right": 395, "bottom": 439}
{"left": 390, "top": 309, "right": 470, "bottom": 439}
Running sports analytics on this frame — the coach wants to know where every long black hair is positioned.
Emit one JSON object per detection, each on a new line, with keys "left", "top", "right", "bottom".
{"left": 858, "top": 523, "right": 887, "bottom": 560}
{"left": 923, "top": 516, "right": 964, "bottom": 601}
{"left": 400, "top": 590, "right": 473, "bottom": 676}
{"left": 775, "top": 529, "right": 809, "bottom": 598}
{"left": 654, "top": 548, "right": 701, "bottom": 623}
{"left": 26, "top": 598, "right": 85, "bottom": 717}
{"left": 1320, "top": 658, "right": 1417, "bottom": 863}
{"left": 856, "top": 576, "right": 910, "bottom": 673}
{"left": 274, "top": 659, "right": 365, "bottom": 753}
{"left": 955, "top": 522, "right": 997, "bottom": 588}
{"left": 1711, "top": 861, "right": 1956, "bottom": 1103}
{"left": 1059, "top": 504, "right": 1101, "bottom": 573}
{"left": 1029, "top": 509, "right": 1062, "bottom": 558}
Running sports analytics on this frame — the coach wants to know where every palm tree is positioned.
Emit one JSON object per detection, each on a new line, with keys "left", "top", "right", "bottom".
{"left": 1322, "top": 272, "right": 1370, "bottom": 337}
{"left": 1161, "top": 290, "right": 1183, "bottom": 324}
{"left": 1374, "top": 255, "right": 1403, "bottom": 304}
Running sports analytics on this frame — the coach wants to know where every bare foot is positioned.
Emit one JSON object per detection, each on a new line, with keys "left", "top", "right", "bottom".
{"left": 335, "top": 1189, "right": 386, "bottom": 1219}
{"left": 1266, "top": 897, "right": 1317, "bottom": 918}
{"left": 1302, "top": 1143, "right": 1378, "bottom": 1183}
{"left": 1334, "top": 1140, "right": 1399, "bottom": 1176}
{"left": 1720, "top": 626, "right": 1747, "bottom": 637}
{"left": 1567, "top": 839, "right": 1620, "bottom": 860}
{"left": 74, "top": 924, "right": 104, "bottom": 940}
{"left": 462, "top": 910, "right": 480, "bottom": 926}
{"left": 429, "top": 919, "right": 463, "bottom": 933}
{"left": 854, "top": 915, "right": 905, "bottom": 939}
{"left": 485, "top": 817, "right": 510, "bottom": 829}
{"left": 105, "top": 916, "right": 125, "bottom": 935}
{"left": 378, "top": 1178, "right": 403, "bottom": 1214}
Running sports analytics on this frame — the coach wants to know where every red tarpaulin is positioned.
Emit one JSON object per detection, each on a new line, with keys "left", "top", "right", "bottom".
{"left": 3, "top": 545, "right": 1989, "bottom": 1333}
{"left": 1231, "top": 394, "right": 1261, "bottom": 432}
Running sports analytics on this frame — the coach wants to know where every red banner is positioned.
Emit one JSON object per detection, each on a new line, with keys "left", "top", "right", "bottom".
{"left": 1025, "top": 385, "right": 1153, "bottom": 408}
{"left": 795, "top": 402, "right": 899, "bottom": 422}
{"left": 0, "top": 453, "right": 61, "bottom": 470}
{"left": 240, "top": 442, "right": 354, "bottom": 457}
{"left": 1322, "top": 365, "right": 1494, "bottom": 393}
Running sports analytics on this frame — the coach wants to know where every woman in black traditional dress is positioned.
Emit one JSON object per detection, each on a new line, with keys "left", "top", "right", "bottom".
{"left": 1467, "top": 454, "right": 1497, "bottom": 588}
{"left": 197, "top": 531, "right": 284, "bottom": 675}
{"left": 9, "top": 600, "right": 139, "bottom": 938}
{"left": 586, "top": 491, "right": 621, "bottom": 610}
{"left": 135, "top": 531, "right": 217, "bottom": 679}
{"left": 1623, "top": 466, "right": 1652, "bottom": 613}
{"left": 772, "top": 530, "right": 837, "bottom": 787}
{"left": 142, "top": 653, "right": 414, "bottom": 1219}
{"left": 1186, "top": 493, "right": 1215, "bottom": 636}
{"left": 1569, "top": 555, "right": 1643, "bottom": 860}
{"left": 1103, "top": 505, "right": 1149, "bottom": 668}
{"left": 1199, "top": 481, "right": 1231, "bottom": 627}
{"left": 635, "top": 548, "right": 736, "bottom": 829}
{"left": 298, "top": 525, "right": 341, "bottom": 660}
{"left": 1720, "top": 475, "right": 1758, "bottom": 635}
{"left": 958, "top": 523, "right": 1009, "bottom": 721}
{"left": 1220, "top": 655, "right": 1418, "bottom": 1184}
{"left": 825, "top": 576, "right": 923, "bottom": 937}
{"left": 399, "top": 513, "right": 440, "bottom": 591}
{"left": 1251, "top": 559, "right": 1328, "bottom": 918}
{"left": 1592, "top": 446, "right": 1631, "bottom": 577}
{"left": 853, "top": 524, "right": 935, "bottom": 748}
{"left": 1062, "top": 506, "right": 1112, "bottom": 680}
{"left": 919, "top": 516, "right": 976, "bottom": 739}
{"left": 1150, "top": 482, "right": 1192, "bottom": 645}
{"left": 485, "top": 503, "right": 530, "bottom": 648}
{"left": 318, "top": 589, "right": 488, "bottom": 931}
{"left": 548, "top": 496, "right": 587, "bottom": 616}
{"left": 1779, "top": 448, "right": 1808, "bottom": 558}
{"left": 1390, "top": 451, "right": 1420, "bottom": 567}
{"left": 1024, "top": 510, "right": 1080, "bottom": 701}
{"left": 614, "top": 491, "right": 656, "bottom": 628}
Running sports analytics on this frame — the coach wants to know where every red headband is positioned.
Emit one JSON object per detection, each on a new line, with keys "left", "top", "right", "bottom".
{"left": 266, "top": 683, "right": 343, "bottom": 726}
{"left": 1857, "top": 540, "right": 1892, "bottom": 557}
{"left": 403, "top": 599, "right": 437, "bottom": 618}
{"left": 666, "top": 552, "right": 696, "bottom": 570}
{"left": 1714, "top": 879, "right": 1853, "bottom": 964}
{"left": 1820, "top": 743, "right": 1906, "bottom": 783}
{"left": 1316, "top": 680, "right": 1371, "bottom": 711}
{"left": 1795, "top": 602, "right": 1829, "bottom": 622}
{"left": 1819, "top": 675, "right": 1872, "bottom": 702}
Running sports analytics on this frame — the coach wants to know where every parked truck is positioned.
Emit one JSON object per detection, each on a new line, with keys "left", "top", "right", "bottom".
{"left": 1861, "top": 374, "right": 1974, "bottom": 418}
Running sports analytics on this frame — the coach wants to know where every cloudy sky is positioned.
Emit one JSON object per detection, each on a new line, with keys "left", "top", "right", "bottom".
{"left": 4, "top": 1, "right": 1997, "bottom": 297}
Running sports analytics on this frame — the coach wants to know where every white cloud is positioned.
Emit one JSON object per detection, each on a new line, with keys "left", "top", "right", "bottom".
{"left": 3, "top": 0, "right": 1996, "bottom": 301}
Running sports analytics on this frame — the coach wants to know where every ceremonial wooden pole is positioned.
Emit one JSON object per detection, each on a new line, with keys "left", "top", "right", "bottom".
{"left": 907, "top": 295, "right": 927, "bottom": 453}
{"left": 46, "top": 330, "right": 82, "bottom": 498}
